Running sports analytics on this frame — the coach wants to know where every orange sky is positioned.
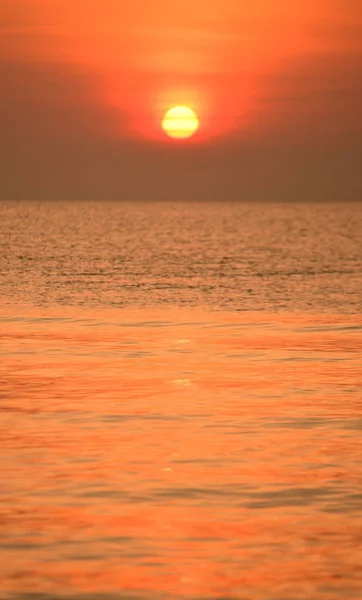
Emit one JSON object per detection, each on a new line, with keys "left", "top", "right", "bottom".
{"left": 0, "top": 0, "right": 361, "bottom": 199}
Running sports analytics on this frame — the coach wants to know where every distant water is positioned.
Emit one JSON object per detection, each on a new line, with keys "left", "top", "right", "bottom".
{"left": 1, "top": 201, "right": 362, "bottom": 600}
{"left": 0, "top": 200, "right": 361, "bottom": 311}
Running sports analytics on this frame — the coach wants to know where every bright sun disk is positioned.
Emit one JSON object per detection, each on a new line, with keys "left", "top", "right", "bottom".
{"left": 162, "top": 106, "right": 199, "bottom": 139}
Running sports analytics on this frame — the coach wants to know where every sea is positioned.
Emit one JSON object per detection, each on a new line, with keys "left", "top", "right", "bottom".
{"left": 1, "top": 200, "right": 361, "bottom": 600}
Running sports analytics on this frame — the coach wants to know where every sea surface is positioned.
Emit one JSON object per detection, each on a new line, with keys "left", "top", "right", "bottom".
{"left": 0, "top": 200, "right": 362, "bottom": 600}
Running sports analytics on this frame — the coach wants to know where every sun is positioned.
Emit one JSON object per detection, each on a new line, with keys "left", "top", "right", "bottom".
{"left": 162, "top": 106, "right": 199, "bottom": 139}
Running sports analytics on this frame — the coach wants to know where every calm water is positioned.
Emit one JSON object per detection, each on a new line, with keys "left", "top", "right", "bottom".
{"left": 1, "top": 201, "right": 362, "bottom": 600}
{"left": 0, "top": 201, "right": 361, "bottom": 311}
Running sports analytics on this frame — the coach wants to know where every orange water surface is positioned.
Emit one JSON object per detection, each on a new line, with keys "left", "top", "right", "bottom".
{"left": 1, "top": 307, "right": 362, "bottom": 600}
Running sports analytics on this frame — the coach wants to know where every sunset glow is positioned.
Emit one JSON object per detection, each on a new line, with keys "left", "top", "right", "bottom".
{"left": 1, "top": 1, "right": 362, "bottom": 597}
{"left": 1, "top": 1, "right": 361, "bottom": 200}
{"left": 3, "top": 0, "right": 358, "bottom": 144}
